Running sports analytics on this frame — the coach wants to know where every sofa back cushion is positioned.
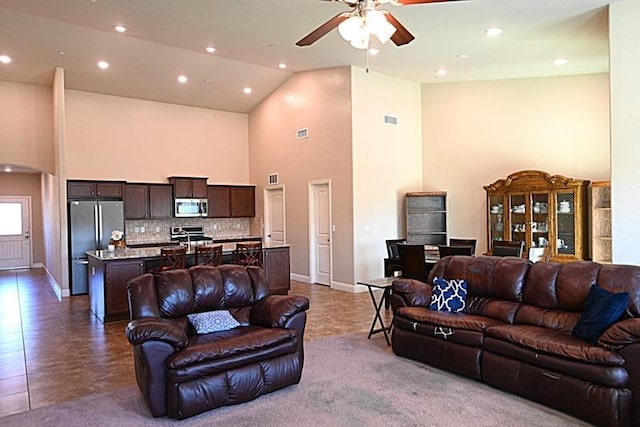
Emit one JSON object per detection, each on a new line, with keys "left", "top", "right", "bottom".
{"left": 516, "top": 261, "right": 640, "bottom": 333}
{"left": 153, "top": 265, "right": 270, "bottom": 319}
{"left": 428, "top": 256, "right": 532, "bottom": 323}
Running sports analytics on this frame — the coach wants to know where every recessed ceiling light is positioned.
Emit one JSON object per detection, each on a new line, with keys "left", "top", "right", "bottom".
{"left": 4, "top": 166, "right": 12, "bottom": 173}
{"left": 278, "top": 63, "right": 288, "bottom": 69}
{"left": 178, "top": 75, "right": 188, "bottom": 83}
{"left": 97, "top": 60, "right": 109, "bottom": 69}
{"left": 206, "top": 46, "right": 216, "bottom": 53}
{"left": 553, "top": 58, "right": 569, "bottom": 66}
{"left": 58, "top": 51, "right": 65, "bottom": 56}
{"left": 485, "top": 28, "right": 503, "bottom": 37}
{"left": 0, "top": 55, "right": 12, "bottom": 64}
{"left": 114, "top": 25, "right": 127, "bottom": 33}
{"left": 436, "top": 68, "right": 448, "bottom": 76}
{"left": 456, "top": 53, "right": 469, "bottom": 59}
{"left": 243, "top": 87, "right": 252, "bottom": 95}
{"left": 368, "top": 48, "right": 380, "bottom": 56}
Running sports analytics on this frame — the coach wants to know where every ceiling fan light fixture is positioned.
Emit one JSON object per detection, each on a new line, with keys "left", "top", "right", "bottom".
{"left": 350, "top": 30, "right": 370, "bottom": 50}
{"left": 366, "top": 10, "right": 396, "bottom": 44}
{"left": 338, "top": 16, "right": 364, "bottom": 42}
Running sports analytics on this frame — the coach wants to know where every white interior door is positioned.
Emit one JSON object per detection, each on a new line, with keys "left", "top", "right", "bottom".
{"left": 309, "top": 181, "right": 331, "bottom": 286}
{"left": 264, "top": 186, "right": 285, "bottom": 246}
{"left": 0, "top": 197, "right": 32, "bottom": 270}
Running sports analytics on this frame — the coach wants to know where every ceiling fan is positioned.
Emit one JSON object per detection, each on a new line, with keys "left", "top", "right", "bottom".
{"left": 296, "top": 0, "right": 466, "bottom": 49}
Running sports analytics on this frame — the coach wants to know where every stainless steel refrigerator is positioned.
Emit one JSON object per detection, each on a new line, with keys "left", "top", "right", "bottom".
{"left": 69, "top": 200, "right": 124, "bottom": 295}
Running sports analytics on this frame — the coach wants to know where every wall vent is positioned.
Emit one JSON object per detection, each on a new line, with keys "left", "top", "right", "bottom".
{"left": 268, "top": 173, "right": 279, "bottom": 185}
{"left": 384, "top": 115, "right": 398, "bottom": 125}
{"left": 296, "top": 128, "right": 309, "bottom": 139}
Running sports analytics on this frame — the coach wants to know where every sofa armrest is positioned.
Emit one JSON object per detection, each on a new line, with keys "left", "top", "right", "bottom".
{"left": 391, "top": 278, "right": 432, "bottom": 308}
{"left": 251, "top": 295, "right": 310, "bottom": 328}
{"left": 598, "top": 318, "right": 640, "bottom": 350}
{"left": 125, "top": 317, "right": 188, "bottom": 349}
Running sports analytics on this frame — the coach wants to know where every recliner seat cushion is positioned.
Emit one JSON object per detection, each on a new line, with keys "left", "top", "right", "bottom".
{"left": 486, "top": 324, "right": 625, "bottom": 366}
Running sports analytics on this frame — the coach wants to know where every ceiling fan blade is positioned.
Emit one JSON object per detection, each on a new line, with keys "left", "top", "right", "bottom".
{"left": 385, "top": 12, "right": 415, "bottom": 46}
{"left": 296, "top": 13, "right": 350, "bottom": 46}
{"left": 396, "top": 0, "right": 467, "bottom": 5}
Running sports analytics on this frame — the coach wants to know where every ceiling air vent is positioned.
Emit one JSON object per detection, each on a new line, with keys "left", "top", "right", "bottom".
{"left": 384, "top": 115, "right": 398, "bottom": 125}
{"left": 296, "top": 128, "right": 309, "bottom": 139}
{"left": 268, "top": 173, "right": 279, "bottom": 185}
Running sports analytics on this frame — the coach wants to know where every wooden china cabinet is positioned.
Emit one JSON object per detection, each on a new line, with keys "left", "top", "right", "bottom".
{"left": 484, "top": 170, "right": 590, "bottom": 262}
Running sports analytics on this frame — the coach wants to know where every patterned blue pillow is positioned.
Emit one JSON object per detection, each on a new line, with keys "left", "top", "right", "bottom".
{"left": 187, "top": 310, "right": 241, "bottom": 334}
{"left": 430, "top": 277, "right": 468, "bottom": 313}
{"left": 572, "top": 285, "right": 629, "bottom": 344}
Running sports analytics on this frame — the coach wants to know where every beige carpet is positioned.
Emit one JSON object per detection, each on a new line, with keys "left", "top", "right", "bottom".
{"left": 1, "top": 334, "right": 587, "bottom": 426}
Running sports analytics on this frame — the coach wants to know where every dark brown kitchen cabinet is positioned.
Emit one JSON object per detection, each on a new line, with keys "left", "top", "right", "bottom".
{"left": 88, "top": 256, "right": 144, "bottom": 323}
{"left": 168, "top": 177, "right": 208, "bottom": 198}
{"left": 149, "top": 184, "right": 173, "bottom": 218}
{"left": 230, "top": 186, "right": 255, "bottom": 217}
{"left": 124, "top": 184, "right": 149, "bottom": 219}
{"left": 262, "top": 246, "right": 290, "bottom": 295}
{"left": 207, "top": 185, "right": 231, "bottom": 217}
{"left": 67, "top": 180, "right": 124, "bottom": 200}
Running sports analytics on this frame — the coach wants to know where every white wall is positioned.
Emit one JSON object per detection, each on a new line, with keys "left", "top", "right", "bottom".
{"left": 609, "top": 0, "right": 640, "bottom": 265}
{"left": 351, "top": 68, "right": 423, "bottom": 282}
{"left": 422, "top": 74, "right": 610, "bottom": 254}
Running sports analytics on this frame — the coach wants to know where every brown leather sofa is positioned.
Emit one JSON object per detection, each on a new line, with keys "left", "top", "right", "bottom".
{"left": 391, "top": 256, "right": 640, "bottom": 427}
{"left": 125, "top": 264, "right": 309, "bottom": 419}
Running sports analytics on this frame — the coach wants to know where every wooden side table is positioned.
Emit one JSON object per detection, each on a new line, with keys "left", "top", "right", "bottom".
{"left": 358, "top": 277, "right": 396, "bottom": 346}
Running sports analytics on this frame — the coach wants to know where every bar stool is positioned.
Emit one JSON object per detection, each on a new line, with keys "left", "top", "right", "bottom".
{"left": 195, "top": 245, "right": 223, "bottom": 266}
{"left": 234, "top": 241, "right": 263, "bottom": 267}
{"left": 159, "top": 246, "right": 187, "bottom": 271}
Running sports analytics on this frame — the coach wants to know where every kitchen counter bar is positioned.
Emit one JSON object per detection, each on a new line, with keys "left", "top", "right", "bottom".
{"left": 126, "top": 235, "right": 263, "bottom": 249}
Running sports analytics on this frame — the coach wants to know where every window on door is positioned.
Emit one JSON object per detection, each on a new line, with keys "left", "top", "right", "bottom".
{"left": 0, "top": 203, "right": 22, "bottom": 235}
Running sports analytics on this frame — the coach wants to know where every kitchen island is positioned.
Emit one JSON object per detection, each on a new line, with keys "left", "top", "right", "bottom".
{"left": 87, "top": 242, "right": 290, "bottom": 323}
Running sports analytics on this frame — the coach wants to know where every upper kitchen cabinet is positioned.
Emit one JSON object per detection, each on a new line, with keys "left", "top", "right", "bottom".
{"left": 207, "top": 185, "right": 231, "bottom": 218}
{"left": 484, "top": 170, "right": 590, "bottom": 262}
{"left": 231, "top": 186, "right": 255, "bottom": 217}
{"left": 168, "top": 177, "right": 208, "bottom": 198}
{"left": 207, "top": 185, "right": 255, "bottom": 218}
{"left": 124, "top": 183, "right": 173, "bottom": 219}
{"left": 67, "top": 180, "right": 124, "bottom": 200}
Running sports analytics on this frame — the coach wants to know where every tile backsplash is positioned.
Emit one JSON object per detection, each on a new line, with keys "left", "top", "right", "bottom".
{"left": 124, "top": 217, "right": 262, "bottom": 244}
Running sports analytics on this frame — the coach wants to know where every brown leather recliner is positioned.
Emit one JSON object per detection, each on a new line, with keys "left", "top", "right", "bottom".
{"left": 125, "top": 264, "right": 309, "bottom": 419}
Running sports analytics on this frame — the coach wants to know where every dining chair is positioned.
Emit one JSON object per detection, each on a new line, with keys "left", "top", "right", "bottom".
{"left": 438, "top": 244, "right": 474, "bottom": 258}
{"left": 491, "top": 240, "right": 525, "bottom": 257}
{"left": 449, "top": 238, "right": 477, "bottom": 256}
{"left": 234, "top": 241, "right": 263, "bottom": 267}
{"left": 397, "top": 244, "right": 429, "bottom": 282}
{"left": 195, "top": 245, "right": 223, "bottom": 266}
{"left": 385, "top": 238, "right": 406, "bottom": 276}
{"left": 159, "top": 246, "right": 187, "bottom": 270}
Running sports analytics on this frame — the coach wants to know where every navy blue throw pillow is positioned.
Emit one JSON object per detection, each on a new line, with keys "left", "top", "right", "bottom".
{"left": 572, "top": 285, "right": 629, "bottom": 344}
{"left": 429, "top": 277, "right": 467, "bottom": 313}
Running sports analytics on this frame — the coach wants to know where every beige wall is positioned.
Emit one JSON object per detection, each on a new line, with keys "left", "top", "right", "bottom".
{"left": 610, "top": 0, "right": 640, "bottom": 265}
{"left": 64, "top": 90, "right": 250, "bottom": 184}
{"left": 351, "top": 68, "right": 423, "bottom": 282}
{"left": 0, "top": 173, "right": 44, "bottom": 265}
{"left": 0, "top": 81, "right": 55, "bottom": 173}
{"left": 422, "top": 74, "right": 611, "bottom": 254}
{"left": 249, "top": 67, "right": 353, "bottom": 284}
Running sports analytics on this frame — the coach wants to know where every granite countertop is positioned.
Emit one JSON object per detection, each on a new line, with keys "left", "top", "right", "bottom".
{"left": 87, "top": 241, "right": 289, "bottom": 261}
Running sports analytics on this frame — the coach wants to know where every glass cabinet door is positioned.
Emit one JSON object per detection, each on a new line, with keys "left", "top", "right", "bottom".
{"left": 555, "top": 191, "right": 576, "bottom": 256}
{"left": 488, "top": 195, "right": 505, "bottom": 244}
{"left": 509, "top": 193, "right": 526, "bottom": 244}
{"left": 530, "top": 192, "right": 550, "bottom": 251}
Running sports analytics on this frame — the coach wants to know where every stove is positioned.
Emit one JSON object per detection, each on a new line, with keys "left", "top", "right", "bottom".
{"left": 170, "top": 226, "right": 213, "bottom": 244}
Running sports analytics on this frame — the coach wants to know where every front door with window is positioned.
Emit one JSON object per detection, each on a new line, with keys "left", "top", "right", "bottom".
{"left": 0, "top": 197, "right": 31, "bottom": 269}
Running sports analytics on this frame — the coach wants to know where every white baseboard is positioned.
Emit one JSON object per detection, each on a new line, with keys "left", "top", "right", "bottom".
{"left": 32, "top": 262, "right": 44, "bottom": 268}
{"left": 290, "top": 273, "right": 311, "bottom": 283}
{"left": 331, "top": 281, "right": 368, "bottom": 293}
{"left": 43, "top": 266, "right": 69, "bottom": 298}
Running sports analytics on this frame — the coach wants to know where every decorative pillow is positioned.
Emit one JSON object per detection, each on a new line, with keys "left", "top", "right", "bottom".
{"left": 429, "top": 277, "right": 468, "bottom": 313}
{"left": 572, "top": 285, "right": 629, "bottom": 345}
{"left": 187, "top": 310, "right": 241, "bottom": 334}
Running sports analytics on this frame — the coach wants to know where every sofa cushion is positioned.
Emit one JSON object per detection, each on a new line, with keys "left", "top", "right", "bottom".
{"left": 394, "top": 313, "right": 487, "bottom": 348}
{"left": 429, "top": 277, "right": 467, "bottom": 312}
{"left": 486, "top": 324, "right": 625, "bottom": 366}
{"left": 188, "top": 310, "right": 240, "bottom": 334}
{"left": 572, "top": 285, "right": 629, "bottom": 344}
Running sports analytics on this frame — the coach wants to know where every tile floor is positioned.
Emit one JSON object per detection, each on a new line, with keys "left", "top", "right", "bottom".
{"left": 0, "top": 268, "right": 393, "bottom": 417}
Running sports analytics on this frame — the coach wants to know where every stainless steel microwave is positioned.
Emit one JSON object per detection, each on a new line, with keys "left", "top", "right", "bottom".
{"left": 174, "top": 198, "right": 208, "bottom": 217}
